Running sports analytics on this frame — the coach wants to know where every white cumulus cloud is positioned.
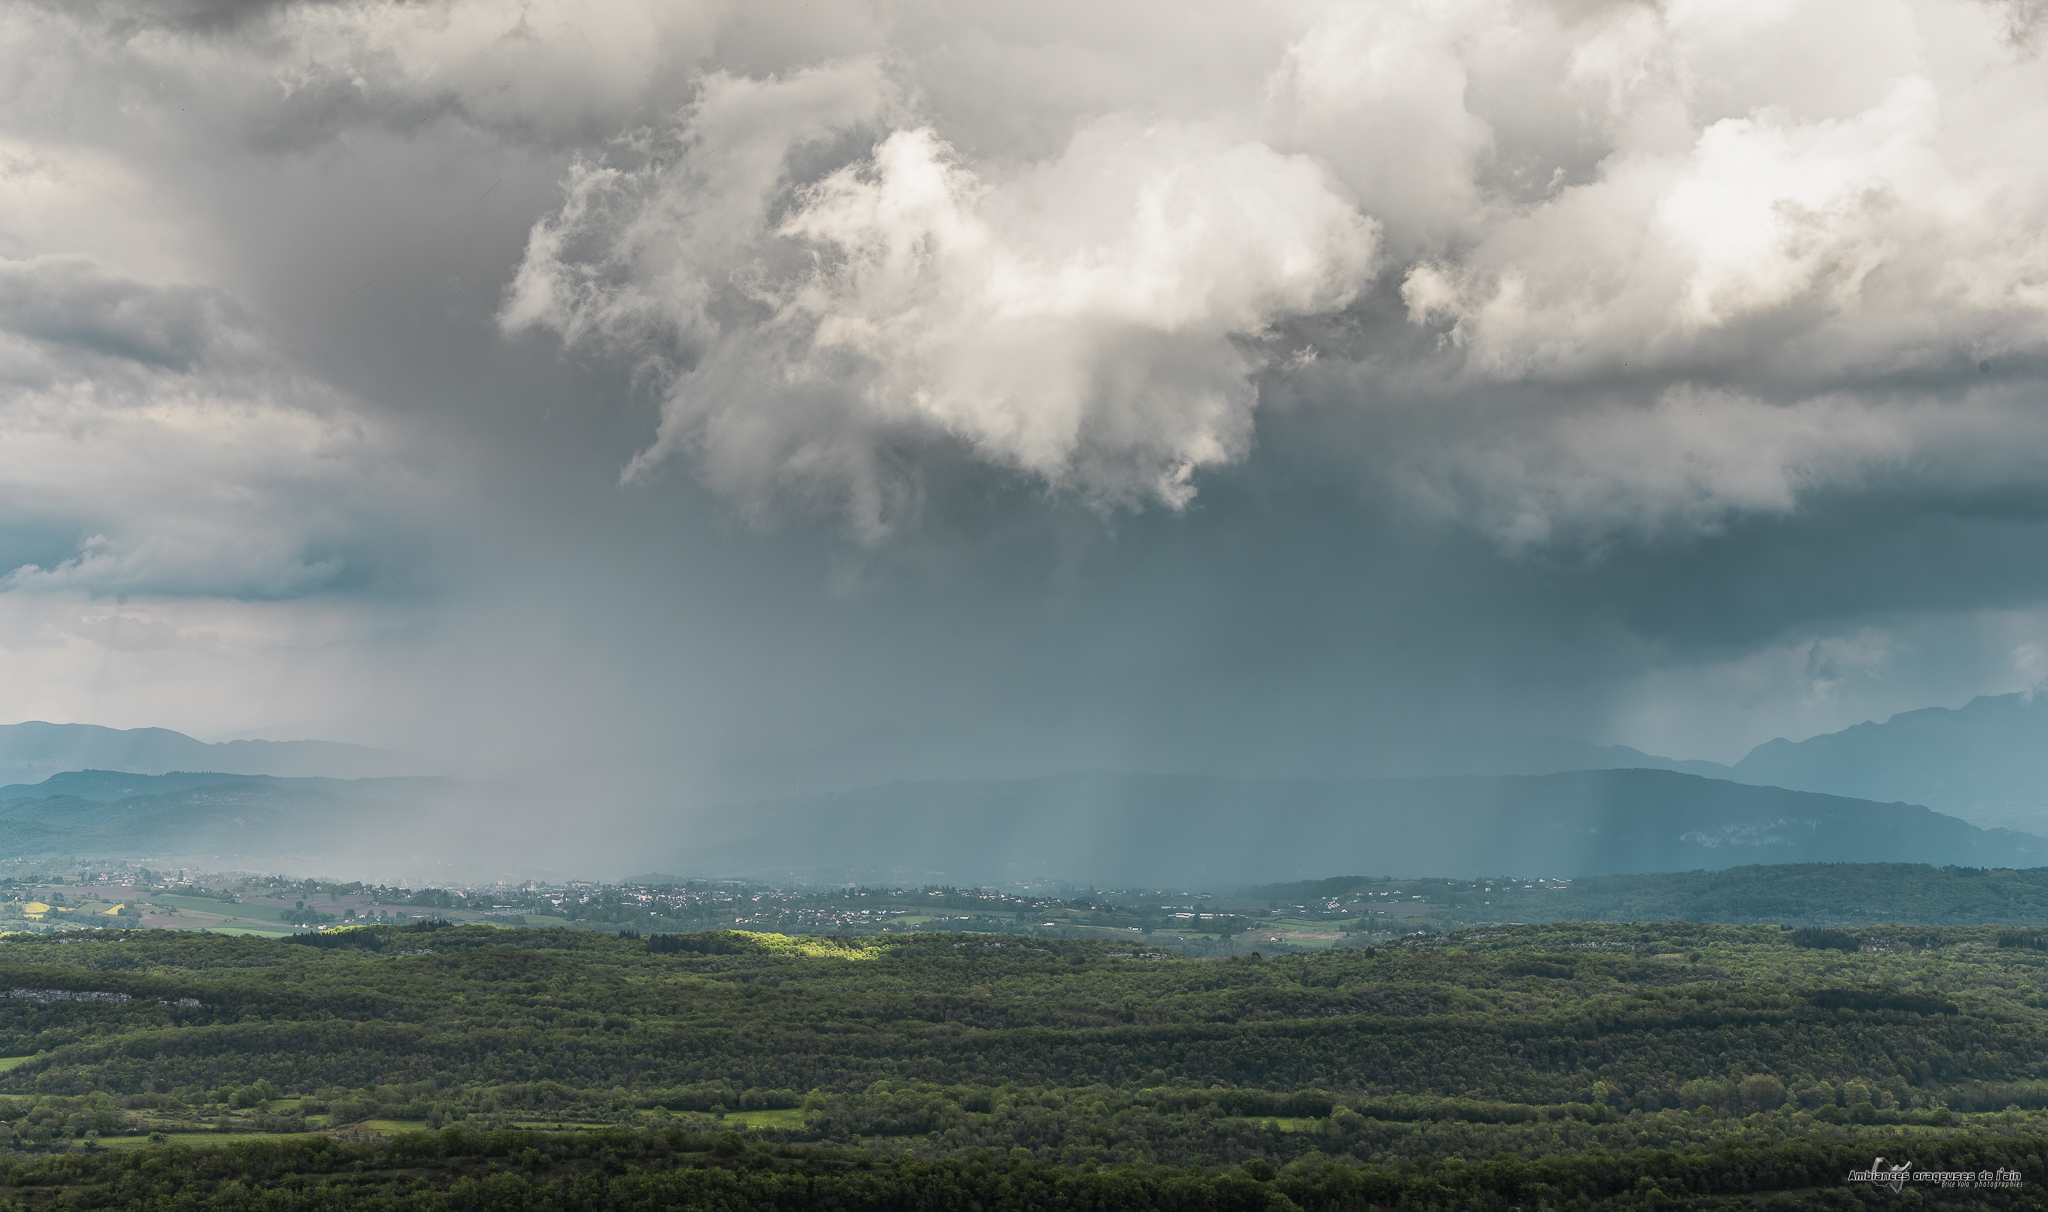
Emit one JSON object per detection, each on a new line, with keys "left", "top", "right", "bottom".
{"left": 494, "top": 0, "right": 2048, "bottom": 546}
{"left": 509, "top": 76, "right": 1380, "bottom": 533}
{"left": 755, "top": 119, "right": 1378, "bottom": 508}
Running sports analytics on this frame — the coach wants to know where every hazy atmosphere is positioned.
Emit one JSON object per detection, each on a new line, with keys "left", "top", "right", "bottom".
{"left": 3, "top": 0, "right": 2047, "bottom": 878}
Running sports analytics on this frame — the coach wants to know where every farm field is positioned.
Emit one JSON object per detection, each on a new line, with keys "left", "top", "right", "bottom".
{"left": 150, "top": 894, "right": 275, "bottom": 918}
{"left": 97, "top": 1130, "right": 310, "bottom": 1150}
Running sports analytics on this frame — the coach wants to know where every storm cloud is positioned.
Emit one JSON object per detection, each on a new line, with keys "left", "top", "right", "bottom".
{"left": 0, "top": 0, "right": 2045, "bottom": 850}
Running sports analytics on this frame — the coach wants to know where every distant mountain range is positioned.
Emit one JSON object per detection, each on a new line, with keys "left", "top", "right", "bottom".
{"left": 713, "top": 724, "right": 1734, "bottom": 799}
{"left": 1722, "top": 692, "right": 2048, "bottom": 832}
{"left": 1353, "top": 694, "right": 2048, "bottom": 833}
{"left": 677, "top": 768, "right": 2047, "bottom": 886}
{"left": 1382, "top": 694, "right": 2046, "bottom": 833}
{"left": 0, "top": 722, "right": 427, "bottom": 784}
{"left": 0, "top": 692, "right": 2037, "bottom": 883}
{"left": 0, "top": 765, "right": 2031, "bottom": 888}
{"left": 0, "top": 770, "right": 439, "bottom": 866}
{"left": 720, "top": 697, "right": 2044, "bottom": 835}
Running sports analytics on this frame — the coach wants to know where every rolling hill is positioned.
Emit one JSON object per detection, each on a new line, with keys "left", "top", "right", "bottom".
{"left": 681, "top": 768, "right": 2048, "bottom": 886}
{"left": 2, "top": 761, "right": 2037, "bottom": 891}
{"left": 0, "top": 771, "right": 439, "bottom": 865}
{"left": 0, "top": 722, "right": 426, "bottom": 784}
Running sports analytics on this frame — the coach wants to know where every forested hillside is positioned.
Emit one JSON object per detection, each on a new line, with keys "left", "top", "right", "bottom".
{"left": 0, "top": 921, "right": 2044, "bottom": 1205}
{"left": 1246, "top": 864, "right": 2048, "bottom": 929}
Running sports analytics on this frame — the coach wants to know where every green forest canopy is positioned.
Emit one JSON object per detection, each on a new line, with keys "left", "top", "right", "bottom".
{"left": 0, "top": 919, "right": 2045, "bottom": 1205}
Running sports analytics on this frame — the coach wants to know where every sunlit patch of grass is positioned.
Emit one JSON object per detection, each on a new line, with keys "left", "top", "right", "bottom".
{"left": 723, "top": 1108, "right": 805, "bottom": 1129}
{"left": 738, "top": 932, "right": 886, "bottom": 960}
{"left": 359, "top": 1120, "right": 431, "bottom": 1134}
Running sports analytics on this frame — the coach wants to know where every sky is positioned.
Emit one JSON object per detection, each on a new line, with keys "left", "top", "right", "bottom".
{"left": 1, "top": 0, "right": 2045, "bottom": 810}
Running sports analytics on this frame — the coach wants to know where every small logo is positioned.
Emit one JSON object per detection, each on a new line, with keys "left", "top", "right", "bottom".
{"left": 1848, "top": 1158, "right": 1912, "bottom": 1193}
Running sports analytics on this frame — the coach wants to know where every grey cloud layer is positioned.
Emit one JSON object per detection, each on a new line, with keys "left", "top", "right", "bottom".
{"left": 0, "top": 254, "right": 422, "bottom": 601}
{"left": 0, "top": 0, "right": 2044, "bottom": 784}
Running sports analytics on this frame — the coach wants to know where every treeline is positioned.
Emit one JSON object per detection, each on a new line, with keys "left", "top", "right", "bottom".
{"left": 1246, "top": 864, "right": 2048, "bottom": 931}
{"left": 3, "top": 1074, "right": 2042, "bottom": 1172}
{"left": 12, "top": 945, "right": 2039, "bottom": 1109}
{"left": 0, "top": 1126, "right": 2044, "bottom": 1210}
{"left": 645, "top": 930, "right": 770, "bottom": 955}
